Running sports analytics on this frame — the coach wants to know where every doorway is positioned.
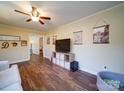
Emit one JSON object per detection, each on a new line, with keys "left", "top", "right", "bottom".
{"left": 39, "top": 37, "right": 43, "bottom": 56}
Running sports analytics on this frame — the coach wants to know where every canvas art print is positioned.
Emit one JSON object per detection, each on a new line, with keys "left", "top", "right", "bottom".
{"left": 52, "top": 35, "right": 57, "bottom": 45}
{"left": 47, "top": 37, "right": 50, "bottom": 44}
{"left": 93, "top": 25, "right": 109, "bottom": 44}
{"left": 73, "top": 31, "right": 82, "bottom": 45}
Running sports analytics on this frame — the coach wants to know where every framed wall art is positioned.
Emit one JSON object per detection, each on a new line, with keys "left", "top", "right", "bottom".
{"left": 73, "top": 31, "right": 83, "bottom": 45}
{"left": 93, "top": 25, "right": 109, "bottom": 44}
{"left": 21, "top": 40, "right": 27, "bottom": 46}
{"left": 0, "top": 34, "right": 20, "bottom": 41}
{"left": 52, "top": 35, "right": 57, "bottom": 45}
{"left": 47, "top": 37, "right": 50, "bottom": 45}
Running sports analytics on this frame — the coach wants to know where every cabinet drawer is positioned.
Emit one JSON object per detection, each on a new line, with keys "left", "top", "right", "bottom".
{"left": 56, "top": 59, "right": 60, "bottom": 65}
{"left": 64, "top": 62, "right": 70, "bottom": 70}
{"left": 59, "top": 54, "right": 64, "bottom": 60}
{"left": 56, "top": 53, "right": 60, "bottom": 59}
{"left": 52, "top": 58, "right": 56, "bottom": 64}
{"left": 59, "top": 60, "right": 64, "bottom": 68}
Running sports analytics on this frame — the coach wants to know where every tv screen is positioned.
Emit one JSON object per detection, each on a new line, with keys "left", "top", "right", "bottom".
{"left": 55, "top": 39, "right": 70, "bottom": 53}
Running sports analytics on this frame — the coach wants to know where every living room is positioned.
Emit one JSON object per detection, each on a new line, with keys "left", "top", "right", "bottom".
{"left": 0, "top": 1, "right": 124, "bottom": 91}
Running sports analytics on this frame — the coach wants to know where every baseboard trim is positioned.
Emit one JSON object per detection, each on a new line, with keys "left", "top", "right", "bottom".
{"left": 45, "top": 56, "right": 97, "bottom": 75}
{"left": 79, "top": 67, "right": 97, "bottom": 76}
{"left": 10, "top": 58, "right": 30, "bottom": 64}
{"left": 44, "top": 57, "right": 51, "bottom": 62}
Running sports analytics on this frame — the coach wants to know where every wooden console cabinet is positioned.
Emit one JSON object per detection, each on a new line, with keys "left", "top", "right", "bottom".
{"left": 52, "top": 52, "right": 75, "bottom": 70}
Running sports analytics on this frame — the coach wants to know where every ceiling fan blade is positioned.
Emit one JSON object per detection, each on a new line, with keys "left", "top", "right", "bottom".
{"left": 32, "top": 6, "right": 37, "bottom": 16}
{"left": 40, "top": 16, "right": 51, "bottom": 20}
{"left": 39, "top": 20, "right": 44, "bottom": 25}
{"left": 15, "top": 9, "right": 30, "bottom": 16}
{"left": 26, "top": 18, "right": 32, "bottom": 22}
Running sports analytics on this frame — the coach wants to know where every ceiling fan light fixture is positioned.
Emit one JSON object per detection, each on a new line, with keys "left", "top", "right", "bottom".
{"left": 31, "top": 16, "right": 39, "bottom": 22}
{"left": 15, "top": 6, "right": 51, "bottom": 25}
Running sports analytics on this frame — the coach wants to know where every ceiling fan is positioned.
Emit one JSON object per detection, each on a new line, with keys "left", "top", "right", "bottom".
{"left": 15, "top": 6, "right": 51, "bottom": 25}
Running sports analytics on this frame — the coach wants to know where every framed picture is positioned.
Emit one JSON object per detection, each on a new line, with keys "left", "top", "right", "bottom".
{"left": 0, "top": 34, "right": 20, "bottom": 41}
{"left": 47, "top": 37, "right": 50, "bottom": 45}
{"left": 73, "top": 31, "right": 83, "bottom": 45}
{"left": 93, "top": 25, "right": 109, "bottom": 44}
{"left": 52, "top": 35, "right": 57, "bottom": 45}
{"left": 21, "top": 40, "right": 27, "bottom": 46}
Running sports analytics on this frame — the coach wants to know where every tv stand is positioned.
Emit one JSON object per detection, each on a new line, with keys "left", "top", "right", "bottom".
{"left": 52, "top": 52, "right": 75, "bottom": 70}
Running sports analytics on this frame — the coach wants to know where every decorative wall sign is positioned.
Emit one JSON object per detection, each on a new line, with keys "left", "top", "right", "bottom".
{"left": 93, "top": 25, "right": 109, "bottom": 44}
{"left": 73, "top": 31, "right": 83, "bottom": 45}
{"left": 1, "top": 42, "right": 9, "bottom": 49}
{"left": 21, "top": 40, "right": 27, "bottom": 46}
{"left": 0, "top": 34, "right": 20, "bottom": 41}
{"left": 47, "top": 37, "right": 50, "bottom": 45}
{"left": 12, "top": 42, "right": 18, "bottom": 47}
{"left": 52, "top": 35, "right": 57, "bottom": 45}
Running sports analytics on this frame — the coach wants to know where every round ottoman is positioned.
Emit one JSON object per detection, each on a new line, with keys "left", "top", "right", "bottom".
{"left": 97, "top": 71, "right": 124, "bottom": 91}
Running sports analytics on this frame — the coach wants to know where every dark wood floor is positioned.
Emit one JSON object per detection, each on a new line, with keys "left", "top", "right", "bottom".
{"left": 18, "top": 54, "right": 97, "bottom": 91}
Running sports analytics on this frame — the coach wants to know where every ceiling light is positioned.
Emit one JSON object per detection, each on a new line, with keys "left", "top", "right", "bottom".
{"left": 31, "top": 16, "right": 39, "bottom": 22}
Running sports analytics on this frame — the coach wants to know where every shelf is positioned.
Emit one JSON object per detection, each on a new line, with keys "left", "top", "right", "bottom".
{"left": 52, "top": 52, "right": 75, "bottom": 70}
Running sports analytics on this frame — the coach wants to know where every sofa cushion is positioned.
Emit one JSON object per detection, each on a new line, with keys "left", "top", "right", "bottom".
{"left": 0, "top": 65, "right": 21, "bottom": 89}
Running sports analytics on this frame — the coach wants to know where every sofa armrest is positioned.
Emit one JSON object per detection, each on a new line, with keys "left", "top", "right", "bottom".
{"left": 0, "top": 61, "right": 9, "bottom": 71}
{"left": 0, "top": 64, "right": 21, "bottom": 89}
{"left": 0, "top": 82, "right": 23, "bottom": 91}
{"left": 10, "top": 65, "right": 21, "bottom": 84}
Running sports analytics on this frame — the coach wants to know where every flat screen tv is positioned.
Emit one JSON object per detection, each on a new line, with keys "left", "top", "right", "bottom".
{"left": 55, "top": 38, "right": 70, "bottom": 53}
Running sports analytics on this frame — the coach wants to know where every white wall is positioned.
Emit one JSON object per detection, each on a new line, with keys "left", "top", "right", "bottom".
{"left": 44, "top": 4, "right": 124, "bottom": 75}
{"left": 0, "top": 24, "right": 30, "bottom": 64}
{"left": 0, "top": 24, "right": 44, "bottom": 64}
{"left": 44, "top": 36, "right": 54, "bottom": 60}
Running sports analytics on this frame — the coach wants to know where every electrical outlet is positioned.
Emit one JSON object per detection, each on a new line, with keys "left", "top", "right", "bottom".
{"left": 104, "top": 66, "right": 107, "bottom": 70}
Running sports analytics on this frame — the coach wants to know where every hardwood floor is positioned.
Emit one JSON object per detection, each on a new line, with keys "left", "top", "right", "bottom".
{"left": 18, "top": 54, "right": 97, "bottom": 91}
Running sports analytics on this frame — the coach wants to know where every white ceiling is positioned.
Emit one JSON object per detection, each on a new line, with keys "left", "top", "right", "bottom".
{"left": 0, "top": 1, "right": 123, "bottom": 31}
